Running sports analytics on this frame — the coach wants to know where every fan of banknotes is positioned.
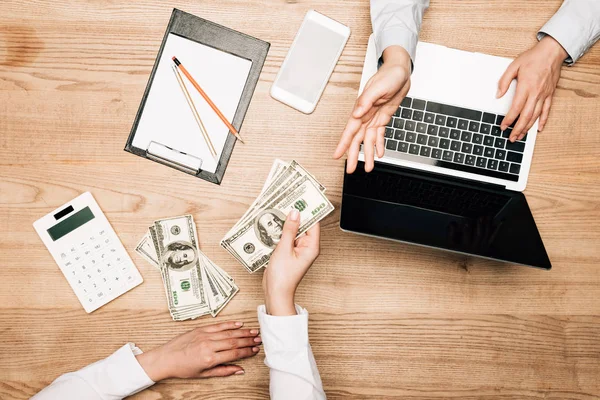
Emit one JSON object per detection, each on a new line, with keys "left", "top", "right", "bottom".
{"left": 135, "top": 215, "right": 238, "bottom": 321}
{"left": 221, "top": 159, "right": 334, "bottom": 273}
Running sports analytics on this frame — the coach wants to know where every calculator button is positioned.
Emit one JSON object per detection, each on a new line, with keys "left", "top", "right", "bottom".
{"left": 119, "top": 262, "right": 131, "bottom": 273}
{"left": 124, "top": 272, "right": 137, "bottom": 284}
{"left": 113, "top": 254, "right": 126, "bottom": 265}
{"left": 103, "top": 260, "right": 115, "bottom": 271}
{"left": 73, "top": 277, "right": 86, "bottom": 289}
{"left": 104, "top": 283, "right": 115, "bottom": 295}
{"left": 95, "top": 290, "right": 107, "bottom": 301}
{"left": 106, "top": 268, "right": 124, "bottom": 288}
{"left": 84, "top": 295, "right": 95, "bottom": 306}
{"left": 90, "top": 256, "right": 100, "bottom": 267}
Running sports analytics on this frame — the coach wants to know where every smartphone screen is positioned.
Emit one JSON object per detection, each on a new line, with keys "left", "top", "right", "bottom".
{"left": 276, "top": 18, "right": 347, "bottom": 104}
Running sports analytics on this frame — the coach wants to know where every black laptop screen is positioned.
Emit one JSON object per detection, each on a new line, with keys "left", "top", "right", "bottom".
{"left": 340, "top": 162, "right": 551, "bottom": 269}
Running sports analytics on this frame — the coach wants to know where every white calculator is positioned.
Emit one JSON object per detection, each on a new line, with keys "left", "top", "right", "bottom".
{"left": 34, "top": 192, "right": 143, "bottom": 313}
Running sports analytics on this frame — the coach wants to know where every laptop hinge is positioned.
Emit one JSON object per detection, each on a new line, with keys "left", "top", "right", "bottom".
{"left": 373, "top": 161, "right": 508, "bottom": 192}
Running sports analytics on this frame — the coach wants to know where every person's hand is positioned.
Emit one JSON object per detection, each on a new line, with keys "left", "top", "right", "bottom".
{"left": 497, "top": 35, "right": 567, "bottom": 142}
{"left": 334, "top": 46, "right": 412, "bottom": 173}
{"left": 135, "top": 321, "right": 261, "bottom": 381}
{"left": 262, "top": 209, "right": 320, "bottom": 316}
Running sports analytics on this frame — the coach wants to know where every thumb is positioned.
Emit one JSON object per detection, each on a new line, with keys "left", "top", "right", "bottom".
{"left": 279, "top": 209, "right": 300, "bottom": 249}
{"left": 353, "top": 79, "right": 383, "bottom": 119}
{"left": 497, "top": 61, "right": 518, "bottom": 98}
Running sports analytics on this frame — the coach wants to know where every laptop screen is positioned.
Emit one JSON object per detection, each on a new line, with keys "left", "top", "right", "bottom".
{"left": 341, "top": 162, "right": 551, "bottom": 269}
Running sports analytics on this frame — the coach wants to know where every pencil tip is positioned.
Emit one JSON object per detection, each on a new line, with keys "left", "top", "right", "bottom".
{"left": 172, "top": 56, "right": 181, "bottom": 66}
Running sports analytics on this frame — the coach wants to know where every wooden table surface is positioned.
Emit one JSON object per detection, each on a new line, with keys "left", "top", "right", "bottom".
{"left": 1, "top": 1, "right": 599, "bottom": 398}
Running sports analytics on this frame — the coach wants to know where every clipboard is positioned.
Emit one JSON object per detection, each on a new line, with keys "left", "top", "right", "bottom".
{"left": 124, "top": 8, "right": 270, "bottom": 184}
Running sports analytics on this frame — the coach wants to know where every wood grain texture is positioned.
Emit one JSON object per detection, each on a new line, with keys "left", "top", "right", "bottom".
{"left": 1, "top": 0, "right": 599, "bottom": 399}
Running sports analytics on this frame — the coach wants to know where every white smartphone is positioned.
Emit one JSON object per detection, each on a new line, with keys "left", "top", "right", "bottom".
{"left": 271, "top": 10, "right": 350, "bottom": 114}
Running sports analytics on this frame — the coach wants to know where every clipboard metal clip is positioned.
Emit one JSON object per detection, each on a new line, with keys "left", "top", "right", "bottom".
{"left": 146, "top": 141, "right": 203, "bottom": 175}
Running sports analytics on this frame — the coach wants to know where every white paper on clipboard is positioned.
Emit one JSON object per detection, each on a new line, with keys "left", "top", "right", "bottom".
{"left": 133, "top": 33, "right": 252, "bottom": 174}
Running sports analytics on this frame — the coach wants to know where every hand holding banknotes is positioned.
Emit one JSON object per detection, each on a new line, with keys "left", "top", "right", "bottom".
{"left": 136, "top": 321, "right": 261, "bottom": 381}
{"left": 263, "top": 210, "right": 320, "bottom": 316}
{"left": 222, "top": 159, "right": 332, "bottom": 273}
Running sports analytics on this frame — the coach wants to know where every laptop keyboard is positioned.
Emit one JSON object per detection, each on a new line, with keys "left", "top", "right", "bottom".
{"left": 381, "top": 97, "right": 527, "bottom": 182}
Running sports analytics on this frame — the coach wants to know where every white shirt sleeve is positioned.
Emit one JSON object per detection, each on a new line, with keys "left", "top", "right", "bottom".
{"left": 258, "top": 304, "right": 326, "bottom": 400}
{"left": 370, "top": 0, "right": 430, "bottom": 64}
{"left": 538, "top": 0, "right": 600, "bottom": 65}
{"left": 32, "top": 343, "right": 155, "bottom": 400}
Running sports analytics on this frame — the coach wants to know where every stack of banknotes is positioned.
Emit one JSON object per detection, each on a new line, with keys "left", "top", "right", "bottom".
{"left": 135, "top": 215, "right": 238, "bottom": 321}
{"left": 221, "top": 159, "right": 334, "bottom": 273}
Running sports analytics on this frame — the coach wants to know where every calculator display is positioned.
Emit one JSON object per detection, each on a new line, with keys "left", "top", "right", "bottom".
{"left": 47, "top": 207, "right": 95, "bottom": 241}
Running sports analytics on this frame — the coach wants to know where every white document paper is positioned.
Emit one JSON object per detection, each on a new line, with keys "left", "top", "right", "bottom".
{"left": 133, "top": 34, "right": 253, "bottom": 173}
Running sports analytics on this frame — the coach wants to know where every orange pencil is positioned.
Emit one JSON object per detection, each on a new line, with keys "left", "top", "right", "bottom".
{"left": 172, "top": 56, "right": 245, "bottom": 144}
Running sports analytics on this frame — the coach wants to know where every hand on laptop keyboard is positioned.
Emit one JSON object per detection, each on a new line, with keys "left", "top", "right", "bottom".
{"left": 496, "top": 35, "right": 567, "bottom": 142}
{"left": 334, "top": 46, "right": 412, "bottom": 174}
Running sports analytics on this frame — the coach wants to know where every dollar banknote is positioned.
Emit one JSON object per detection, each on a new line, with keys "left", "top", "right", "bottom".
{"left": 135, "top": 232, "right": 159, "bottom": 269}
{"left": 221, "top": 160, "right": 333, "bottom": 273}
{"left": 136, "top": 215, "right": 238, "bottom": 321}
{"left": 151, "top": 216, "right": 211, "bottom": 319}
{"left": 230, "top": 160, "right": 327, "bottom": 236}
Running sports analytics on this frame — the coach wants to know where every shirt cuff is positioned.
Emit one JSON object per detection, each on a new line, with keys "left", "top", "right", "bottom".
{"left": 77, "top": 343, "right": 155, "bottom": 399}
{"left": 537, "top": 9, "right": 589, "bottom": 65}
{"left": 257, "top": 304, "right": 309, "bottom": 351}
{"left": 375, "top": 26, "right": 419, "bottom": 70}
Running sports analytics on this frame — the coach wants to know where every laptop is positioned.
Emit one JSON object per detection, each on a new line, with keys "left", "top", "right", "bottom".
{"left": 340, "top": 36, "right": 552, "bottom": 270}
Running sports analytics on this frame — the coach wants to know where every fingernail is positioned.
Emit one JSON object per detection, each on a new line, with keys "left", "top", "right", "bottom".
{"left": 235, "top": 322, "right": 243, "bottom": 327}
{"left": 250, "top": 329, "right": 258, "bottom": 335}
{"left": 289, "top": 209, "right": 300, "bottom": 221}
{"left": 252, "top": 347, "right": 260, "bottom": 352}
{"left": 254, "top": 336, "right": 262, "bottom": 343}
{"left": 235, "top": 370, "right": 245, "bottom": 375}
